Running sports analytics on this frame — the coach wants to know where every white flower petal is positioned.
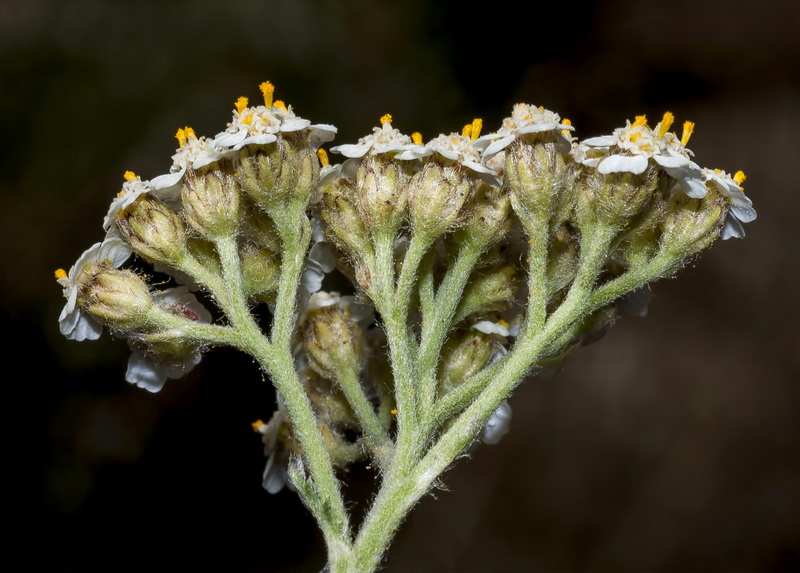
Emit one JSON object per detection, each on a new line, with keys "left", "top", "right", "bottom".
{"left": 212, "top": 128, "right": 248, "bottom": 149}
{"left": 721, "top": 213, "right": 746, "bottom": 240}
{"left": 125, "top": 351, "right": 168, "bottom": 393}
{"left": 472, "top": 320, "right": 510, "bottom": 337}
{"left": 481, "top": 402, "right": 512, "bottom": 445}
{"left": 330, "top": 142, "right": 373, "bottom": 158}
{"left": 262, "top": 454, "right": 288, "bottom": 494}
{"left": 233, "top": 133, "right": 278, "bottom": 151}
{"left": 150, "top": 169, "right": 186, "bottom": 191}
{"left": 581, "top": 135, "right": 615, "bottom": 147}
{"left": 598, "top": 154, "right": 649, "bottom": 175}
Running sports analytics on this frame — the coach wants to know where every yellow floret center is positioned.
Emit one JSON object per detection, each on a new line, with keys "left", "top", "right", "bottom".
{"left": 734, "top": 170, "right": 747, "bottom": 185}
{"left": 259, "top": 81, "right": 275, "bottom": 107}
{"left": 411, "top": 132, "right": 423, "bottom": 145}
{"left": 681, "top": 121, "right": 695, "bottom": 146}
{"left": 235, "top": 96, "right": 249, "bottom": 114}
{"left": 123, "top": 171, "right": 136, "bottom": 181}
{"left": 497, "top": 319, "right": 510, "bottom": 329}
{"left": 633, "top": 115, "right": 648, "bottom": 128}
{"left": 657, "top": 112, "right": 674, "bottom": 138}
{"left": 273, "top": 100, "right": 287, "bottom": 111}
{"left": 561, "top": 118, "right": 572, "bottom": 135}
{"left": 241, "top": 114, "right": 254, "bottom": 126}
{"left": 55, "top": 268, "right": 68, "bottom": 280}
{"left": 317, "top": 148, "right": 330, "bottom": 167}
{"left": 175, "top": 128, "right": 188, "bottom": 148}
{"left": 251, "top": 419, "right": 266, "bottom": 432}
{"left": 380, "top": 113, "right": 393, "bottom": 126}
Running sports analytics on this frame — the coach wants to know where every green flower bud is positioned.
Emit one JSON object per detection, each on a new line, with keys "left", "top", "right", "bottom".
{"left": 454, "top": 185, "right": 512, "bottom": 248}
{"left": 239, "top": 242, "right": 280, "bottom": 298}
{"left": 575, "top": 167, "right": 660, "bottom": 228}
{"left": 81, "top": 267, "right": 153, "bottom": 331}
{"left": 659, "top": 187, "right": 725, "bottom": 258}
{"left": 505, "top": 140, "right": 577, "bottom": 228}
{"left": 182, "top": 170, "right": 241, "bottom": 239}
{"left": 355, "top": 155, "right": 410, "bottom": 234}
{"left": 115, "top": 195, "right": 187, "bottom": 265}
{"left": 320, "top": 180, "right": 373, "bottom": 259}
{"left": 303, "top": 293, "right": 364, "bottom": 381}
{"left": 407, "top": 162, "right": 472, "bottom": 238}
{"left": 244, "top": 201, "right": 282, "bottom": 254}
{"left": 438, "top": 330, "right": 496, "bottom": 394}
{"left": 237, "top": 134, "right": 319, "bottom": 213}
{"left": 454, "top": 265, "right": 519, "bottom": 324}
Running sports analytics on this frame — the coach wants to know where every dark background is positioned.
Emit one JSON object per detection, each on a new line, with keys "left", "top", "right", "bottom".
{"left": 2, "top": 1, "right": 797, "bottom": 571}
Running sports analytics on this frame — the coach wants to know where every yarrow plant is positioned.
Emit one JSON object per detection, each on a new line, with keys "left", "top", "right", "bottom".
{"left": 56, "top": 82, "right": 755, "bottom": 572}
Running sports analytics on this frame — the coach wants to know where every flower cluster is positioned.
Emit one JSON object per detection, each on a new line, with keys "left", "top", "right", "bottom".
{"left": 56, "top": 82, "right": 755, "bottom": 501}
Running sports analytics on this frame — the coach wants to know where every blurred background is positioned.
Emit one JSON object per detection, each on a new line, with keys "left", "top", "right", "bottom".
{"left": 2, "top": 0, "right": 797, "bottom": 571}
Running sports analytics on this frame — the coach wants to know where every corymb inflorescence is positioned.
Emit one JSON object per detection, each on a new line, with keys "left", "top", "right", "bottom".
{"left": 56, "top": 82, "right": 754, "bottom": 573}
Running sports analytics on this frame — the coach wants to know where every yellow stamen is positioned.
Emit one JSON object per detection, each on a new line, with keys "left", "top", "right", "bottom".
{"left": 259, "top": 81, "right": 275, "bottom": 107}
{"left": 633, "top": 115, "right": 648, "bottom": 127}
{"left": 629, "top": 133, "right": 642, "bottom": 143}
{"left": 734, "top": 170, "right": 747, "bottom": 186}
{"left": 273, "top": 100, "right": 287, "bottom": 111}
{"left": 317, "top": 148, "right": 330, "bottom": 167}
{"left": 175, "top": 128, "right": 187, "bottom": 148}
{"left": 561, "top": 118, "right": 572, "bottom": 135}
{"left": 235, "top": 96, "right": 249, "bottom": 114}
{"left": 241, "top": 113, "right": 254, "bottom": 126}
{"left": 251, "top": 419, "right": 265, "bottom": 432}
{"left": 498, "top": 319, "right": 510, "bottom": 329}
{"left": 184, "top": 126, "right": 196, "bottom": 139}
{"left": 390, "top": 409, "right": 398, "bottom": 415}
{"left": 681, "top": 121, "right": 695, "bottom": 146}
{"left": 380, "top": 113, "right": 393, "bottom": 126}
{"left": 123, "top": 171, "right": 136, "bottom": 181}
{"left": 55, "top": 268, "right": 68, "bottom": 280}
{"left": 411, "top": 132, "right": 423, "bottom": 145}
{"left": 470, "top": 118, "right": 483, "bottom": 141}
{"left": 461, "top": 123, "right": 473, "bottom": 138}
{"left": 657, "top": 112, "right": 675, "bottom": 138}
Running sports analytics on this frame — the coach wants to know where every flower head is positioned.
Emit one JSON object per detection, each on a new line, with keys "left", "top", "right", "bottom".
{"left": 702, "top": 168, "right": 756, "bottom": 239}
{"left": 208, "top": 82, "right": 336, "bottom": 156}
{"left": 124, "top": 287, "right": 211, "bottom": 392}
{"left": 420, "top": 119, "right": 500, "bottom": 186}
{"left": 330, "top": 114, "right": 425, "bottom": 159}
{"left": 476, "top": 103, "right": 575, "bottom": 159}
{"left": 56, "top": 238, "right": 132, "bottom": 341}
{"left": 580, "top": 113, "right": 706, "bottom": 198}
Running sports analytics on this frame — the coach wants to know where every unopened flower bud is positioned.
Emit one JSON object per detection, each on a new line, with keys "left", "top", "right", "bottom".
{"left": 245, "top": 202, "right": 282, "bottom": 254}
{"left": 303, "top": 293, "right": 364, "bottom": 381}
{"left": 505, "top": 140, "right": 576, "bottom": 227}
{"left": 455, "top": 265, "right": 519, "bottom": 322}
{"left": 240, "top": 243, "right": 280, "bottom": 298}
{"left": 659, "top": 188, "right": 725, "bottom": 258}
{"left": 455, "top": 186, "right": 512, "bottom": 247}
{"left": 238, "top": 135, "right": 319, "bottom": 212}
{"left": 116, "top": 195, "right": 187, "bottom": 265}
{"left": 320, "top": 181, "right": 373, "bottom": 258}
{"left": 182, "top": 170, "right": 241, "bottom": 239}
{"left": 355, "top": 155, "right": 410, "bottom": 234}
{"left": 438, "top": 330, "right": 496, "bottom": 393}
{"left": 81, "top": 267, "right": 153, "bottom": 331}
{"left": 408, "top": 162, "right": 472, "bottom": 238}
{"left": 576, "top": 168, "right": 660, "bottom": 228}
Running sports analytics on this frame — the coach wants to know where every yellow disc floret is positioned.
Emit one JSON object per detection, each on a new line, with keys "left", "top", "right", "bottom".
{"left": 734, "top": 170, "right": 747, "bottom": 186}
{"left": 273, "top": 100, "right": 287, "bottom": 111}
{"left": 55, "top": 268, "right": 68, "bottom": 280}
{"left": 681, "top": 121, "right": 695, "bottom": 146}
{"left": 470, "top": 118, "right": 482, "bottom": 141}
{"left": 317, "top": 148, "right": 330, "bottom": 167}
{"left": 251, "top": 419, "right": 266, "bottom": 432}
{"left": 175, "top": 128, "right": 188, "bottom": 148}
{"left": 259, "top": 81, "right": 275, "bottom": 108}
{"left": 411, "top": 132, "right": 423, "bottom": 145}
{"left": 380, "top": 113, "right": 393, "bottom": 126}
{"left": 633, "top": 115, "right": 648, "bottom": 128}
{"left": 657, "top": 112, "right": 675, "bottom": 138}
{"left": 235, "top": 96, "right": 249, "bottom": 114}
{"left": 123, "top": 171, "right": 136, "bottom": 181}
